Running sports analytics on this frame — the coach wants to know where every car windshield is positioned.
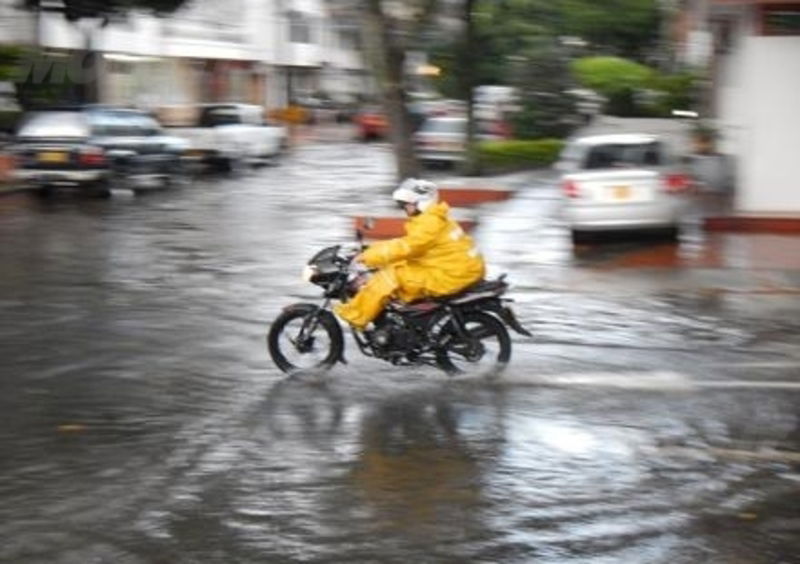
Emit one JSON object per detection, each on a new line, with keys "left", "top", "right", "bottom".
{"left": 17, "top": 112, "right": 89, "bottom": 138}
{"left": 88, "top": 111, "right": 146, "bottom": 137}
{"left": 200, "top": 106, "right": 241, "bottom": 127}
{"left": 582, "top": 141, "right": 664, "bottom": 169}
{"left": 421, "top": 119, "right": 465, "bottom": 134}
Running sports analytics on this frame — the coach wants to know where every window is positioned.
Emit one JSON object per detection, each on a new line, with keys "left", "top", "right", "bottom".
{"left": 289, "top": 11, "right": 312, "bottom": 44}
{"left": 199, "top": 106, "right": 242, "bottom": 127}
{"left": 89, "top": 111, "right": 141, "bottom": 137}
{"left": 582, "top": 142, "right": 665, "bottom": 170}
{"left": 422, "top": 118, "right": 466, "bottom": 134}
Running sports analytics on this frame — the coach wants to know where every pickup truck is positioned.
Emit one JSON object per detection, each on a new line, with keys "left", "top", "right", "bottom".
{"left": 165, "top": 103, "right": 288, "bottom": 172}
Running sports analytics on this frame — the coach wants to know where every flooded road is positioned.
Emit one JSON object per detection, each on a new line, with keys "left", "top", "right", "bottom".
{"left": 1, "top": 141, "right": 798, "bottom": 563}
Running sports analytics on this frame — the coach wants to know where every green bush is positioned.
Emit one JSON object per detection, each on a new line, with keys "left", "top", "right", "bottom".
{"left": 571, "top": 56, "right": 653, "bottom": 98}
{"left": 0, "top": 110, "right": 21, "bottom": 135}
{"left": 478, "top": 139, "right": 565, "bottom": 171}
{"left": 644, "top": 71, "right": 697, "bottom": 116}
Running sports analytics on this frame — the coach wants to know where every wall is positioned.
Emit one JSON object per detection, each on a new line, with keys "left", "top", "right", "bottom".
{"left": 0, "top": 0, "right": 35, "bottom": 45}
{"left": 736, "top": 36, "right": 800, "bottom": 212}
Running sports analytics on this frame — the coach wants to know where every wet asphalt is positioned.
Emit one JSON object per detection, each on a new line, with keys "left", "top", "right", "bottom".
{"left": 0, "top": 140, "right": 798, "bottom": 564}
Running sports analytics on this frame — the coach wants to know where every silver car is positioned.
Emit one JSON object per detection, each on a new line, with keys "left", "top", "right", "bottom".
{"left": 557, "top": 134, "right": 693, "bottom": 243}
{"left": 414, "top": 116, "right": 505, "bottom": 166}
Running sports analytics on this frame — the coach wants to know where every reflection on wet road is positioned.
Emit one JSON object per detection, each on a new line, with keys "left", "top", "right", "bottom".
{"left": 0, "top": 141, "right": 798, "bottom": 563}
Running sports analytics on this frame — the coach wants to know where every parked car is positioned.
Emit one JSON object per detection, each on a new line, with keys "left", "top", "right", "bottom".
{"left": 556, "top": 134, "right": 693, "bottom": 243}
{"left": 165, "top": 103, "right": 287, "bottom": 171}
{"left": 12, "top": 106, "right": 189, "bottom": 197}
{"left": 414, "top": 116, "right": 509, "bottom": 166}
{"left": 354, "top": 106, "right": 388, "bottom": 141}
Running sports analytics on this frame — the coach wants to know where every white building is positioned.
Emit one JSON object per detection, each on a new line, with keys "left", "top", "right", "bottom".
{"left": 0, "top": 0, "right": 368, "bottom": 114}
{"left": 682, "top": 0, "right": 800, "bottom": 216}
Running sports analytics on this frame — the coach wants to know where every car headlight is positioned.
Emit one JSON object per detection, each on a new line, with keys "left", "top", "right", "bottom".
{"left": 302, "top": 265, "right": 317, "bottom": 283}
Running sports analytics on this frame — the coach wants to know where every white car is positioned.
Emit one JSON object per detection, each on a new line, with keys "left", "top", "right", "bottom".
{"left": 165, "top": 103, "right": 287, "bottom": 172}
{"left": 414, "top": 116, "right": 507, "bottom": 166}
{"left": 557, "top": 134, "right": 693, "bottom": 243}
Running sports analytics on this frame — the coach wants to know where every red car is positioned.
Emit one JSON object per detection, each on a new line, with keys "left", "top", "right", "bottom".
{"left": 354, "top": 107, "right": 388, "bottom": 141}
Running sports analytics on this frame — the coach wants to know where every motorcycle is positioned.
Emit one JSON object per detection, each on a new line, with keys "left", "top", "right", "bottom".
{"left": 267, "top": 239, "right": 531, "bottom": 375}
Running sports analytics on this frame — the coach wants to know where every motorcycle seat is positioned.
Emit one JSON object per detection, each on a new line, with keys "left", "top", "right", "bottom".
{"left": 390, "top": 276, "right": 508, "bottom": 312}
{"left": 437, "top": 277, "right": 508, "bottom": 304}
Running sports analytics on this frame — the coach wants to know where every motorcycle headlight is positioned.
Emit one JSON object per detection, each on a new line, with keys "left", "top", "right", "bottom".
{"left": 302, "top": 264, "right": 317, "bottom": 283}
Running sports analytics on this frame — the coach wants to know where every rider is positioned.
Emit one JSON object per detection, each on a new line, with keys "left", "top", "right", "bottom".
{"left": 334, "top": 178, "right": 485, "bottom": 330}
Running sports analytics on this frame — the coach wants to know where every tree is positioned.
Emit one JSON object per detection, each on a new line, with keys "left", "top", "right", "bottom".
{"left": 571, "top": 56, "right": 654, "bottom": 97}
{"left": 347, "top": 0, "right": 447, "bottom": 180}
{"left": 560, "top": 0, "right": 662, "bottom": 62}
{"left": 432, "top": 1, "right": 580, "bottom": 141}
{"left": 510, "top": 39, "right": 581, "bottom": 139}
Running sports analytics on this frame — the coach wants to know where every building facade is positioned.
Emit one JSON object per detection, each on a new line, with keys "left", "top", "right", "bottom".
{"left": 679, "top": 0, "right": 800, "bottom": 214}
{"left": 0, "top": 0, "right": 368, "bottom": 115}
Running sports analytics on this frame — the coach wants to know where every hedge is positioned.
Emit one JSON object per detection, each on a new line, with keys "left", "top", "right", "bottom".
{"left": 477, "top": 138, "right": 565, "bottom": 171}
{"left": 0, "top": 111, "right": 21, "bottom": 135}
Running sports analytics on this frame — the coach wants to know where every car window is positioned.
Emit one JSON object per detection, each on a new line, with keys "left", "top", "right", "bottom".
{"left": 131, "top": 114, "right": 162, "bottom": 136}
{"left": 422, "top": 119, "right": 465, "bottom": 134}
{"left": 200, "top": 106, "right": 241, "bottom": 127}
{"left": 17, "top": 112, "right": 89, "bottom": 138}
{"left": 89, "top": 111, "right": 141, "bottom": 137}
{"left": 582, "top": 141, "right": 664, "bottom": 169}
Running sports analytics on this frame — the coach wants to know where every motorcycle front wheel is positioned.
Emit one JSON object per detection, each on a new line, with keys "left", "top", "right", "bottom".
{"left": 268, "top": 307, "right": 343, "bottom": 374}
{"left": 436, "top": 311, "right": 511, "bottom": 376}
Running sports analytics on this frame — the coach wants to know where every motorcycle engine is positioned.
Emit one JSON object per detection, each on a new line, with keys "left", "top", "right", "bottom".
{"left": 370, "top": 312, "right": 417, "bottom": 353}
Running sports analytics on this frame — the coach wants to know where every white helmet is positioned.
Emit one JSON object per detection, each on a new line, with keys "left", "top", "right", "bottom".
{"left": 392, "top": 178, "right": 439, "bottom": 213}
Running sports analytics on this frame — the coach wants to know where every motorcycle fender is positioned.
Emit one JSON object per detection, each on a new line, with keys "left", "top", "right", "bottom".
{"left": 500, "top": 306, "right": 532, "bottom": 337}
{"left": 279, "top": 303, "right": 347, "bottom": 364}
{"left": 282, "top": 302, "right": 320, "bottom": 315}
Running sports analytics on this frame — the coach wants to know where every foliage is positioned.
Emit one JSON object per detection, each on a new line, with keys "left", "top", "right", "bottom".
{"left": 560, "top": 0, "right": 661, "bottom": 61}
{"left": 0, "top": 111, "right": 21, "bottom": 134}
{"left": 0, "top": 45, "right": 26, "bottom": 82}
{"left": 478, "top": 138, "right": 565, "bottom": 171}
{"left": 508, "top": 38, "right": 582, "bottom": 139}
{"left": 644, "top": 71, "right": 697, "bottom": 116}
{"left": 22, "top": 0, "right": 188, "bottom": 21}
{"left": 431, "top": 0, "right": 554, "bottom": 95}
{"left": 571, "top": 56, "right": 697, "bottom": 117}
{"left": 571, "top": 56, "right": 653, "bottom": 97}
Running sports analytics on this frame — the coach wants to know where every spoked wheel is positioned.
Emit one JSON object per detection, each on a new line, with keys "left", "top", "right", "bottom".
{"left": 267, "top": 307, "right": 343, "bottom": 375}
{"left": 436, "top": 311, "right": 511, "bottom": 376}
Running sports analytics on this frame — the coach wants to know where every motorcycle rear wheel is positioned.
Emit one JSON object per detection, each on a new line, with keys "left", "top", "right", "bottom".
{"left": 436, "top": 311, "right": 511, "bottom": 375}
{"left": 268, "top": 308, "right": 343, "bottom": 374}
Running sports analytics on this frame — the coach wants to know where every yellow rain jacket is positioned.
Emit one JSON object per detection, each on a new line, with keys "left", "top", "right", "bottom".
{"left": 335, "top": 202, "right": 485, "bottom": 329}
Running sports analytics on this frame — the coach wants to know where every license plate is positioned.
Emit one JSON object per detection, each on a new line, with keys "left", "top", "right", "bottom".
{"left": 38, "top": 151, "right": 68, "bottom": 164}
{"left": 611, "top": 185, "right": 631, "bottom": 200}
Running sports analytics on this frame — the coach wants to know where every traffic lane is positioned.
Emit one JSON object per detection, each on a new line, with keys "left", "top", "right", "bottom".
{"left": 0, "top": 144, "right": 798, "bottom": 562}
{"left": 0, "top": 369, "right": 797, "bottom": 563}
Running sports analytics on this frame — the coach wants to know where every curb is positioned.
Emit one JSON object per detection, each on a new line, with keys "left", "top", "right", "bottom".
{"left": 438, "top": 186, "right": 513, "bottom": 207}
{"left": 354, "top": 210, "right": 479, "bottom": 240}
{"left": 705, "top": 216, "right": 800, "bottom": 234}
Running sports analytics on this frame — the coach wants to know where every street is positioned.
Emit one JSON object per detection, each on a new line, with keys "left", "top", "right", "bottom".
{"left": 1, "top": 139, "right": 799, "bottom": 564}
